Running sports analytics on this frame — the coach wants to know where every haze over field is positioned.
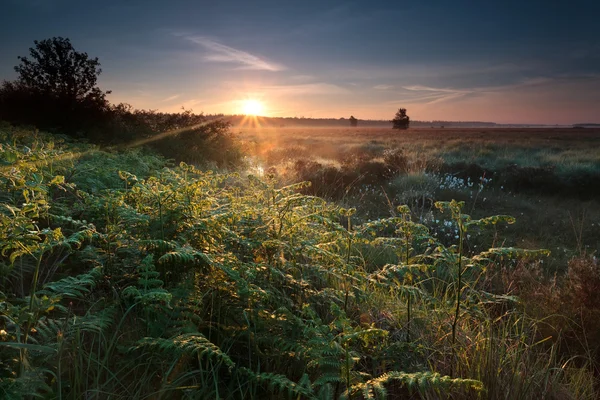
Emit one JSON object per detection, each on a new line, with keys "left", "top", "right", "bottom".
{"left": 2, "top": 0, "right": 599, "bottom": 124}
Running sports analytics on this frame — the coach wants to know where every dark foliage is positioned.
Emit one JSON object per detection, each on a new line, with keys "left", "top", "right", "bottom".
{"left": 0, "top": 37, "right": 111, "bottom": 136}
{"left": 0, "top": 37, "right": 244, "bottom": 167}
{"left": 147, "top": 118, "right": 245, "bottom": 168}
{"left": 392, "top": 108, "right": 410, "bottom": 129}
{"left": 293, "top": 148, "right": 410, "bottom": 198}
{"left": 440, "top": 162, "right": 600, "bottom": 200}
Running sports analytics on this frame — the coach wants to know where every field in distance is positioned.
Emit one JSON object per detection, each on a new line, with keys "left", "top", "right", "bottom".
{"left": 236, "top": 126, "right": 600, "bottom": 270}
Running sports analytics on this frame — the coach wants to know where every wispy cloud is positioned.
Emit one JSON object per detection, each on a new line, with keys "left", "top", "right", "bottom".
{"left": 403, "top": 85, "right": 468, "bottom": 93}
{"left": 162, "top": 94, "right": 181, "bottom": 102}
{"left": 402, "top": 85, "right": 473, "bottom": 104}
{"left": 177, "top": 34, "right": 285, "bottom": 71}
{"left": 374, "top": 84, "right": 394, "bottom": 90}
{"left": 400, "top": 77, "right": 559, "bottom": 105}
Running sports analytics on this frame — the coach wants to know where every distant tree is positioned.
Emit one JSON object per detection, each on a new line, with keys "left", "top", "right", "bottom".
{"left": 0, "top": 37, "right": 111, "bottom": 135}
{"left": 349, "top": 115, "right": 358, "bottom": 127}
{"left": 392, "top": 108, "right": 410, "bottom": 129}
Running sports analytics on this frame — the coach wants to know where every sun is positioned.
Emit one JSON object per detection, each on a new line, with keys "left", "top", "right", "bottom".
{"left": 242, "top": 99, "right": 263, "bottom": 116}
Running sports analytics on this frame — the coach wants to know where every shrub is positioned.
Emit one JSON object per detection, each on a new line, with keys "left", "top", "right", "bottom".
{"left": 147, "top": 119, "right": 244, "bottom": 169}
{"left": 389, "top": 172, "right": 438, "bottom": 204}
{"left": 382, "top": 147, "right": 409, "bottom": 174}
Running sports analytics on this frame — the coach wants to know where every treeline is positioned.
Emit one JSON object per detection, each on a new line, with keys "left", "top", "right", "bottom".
{"left": 227, "top": 115, "right": 501, "bottom": 128}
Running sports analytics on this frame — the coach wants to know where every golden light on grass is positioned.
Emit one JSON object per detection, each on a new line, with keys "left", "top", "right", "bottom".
{"left": 242, "top": 99, "right": 263, "bottom": 116}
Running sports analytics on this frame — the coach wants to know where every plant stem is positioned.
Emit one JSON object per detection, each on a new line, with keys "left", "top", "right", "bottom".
{"left": 21, "top": 254, "right": 43, "bottom": 377}
{"left": 405, "top": 221, "right": 411, "bottom": 344}
{"left": 451, "top": 220, "right": 464, "bottom": 375}
{"left": 344, "top": 216, "right": 352, "bottom": 314}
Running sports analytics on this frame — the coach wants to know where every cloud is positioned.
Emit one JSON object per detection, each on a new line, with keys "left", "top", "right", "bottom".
{"left": 399, "top": 77, "right": 559, "bottom": 105}
{"left": 178, "top": 35, "right": 285, "bottom": 71}
{"left": 403, "top": 85, "right": 470, "bottom": 93}
{"left": 374, "top": 84, "right": 394, "bottom": 90}
{"left": 401, "top": 85, "right": 473, "bottom": 104}
{"left": 162, "top": 94, "right": 181, "bottom": 102}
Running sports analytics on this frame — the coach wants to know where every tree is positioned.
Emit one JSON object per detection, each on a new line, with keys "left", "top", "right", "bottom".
{"left": 0, "top": 37, "right": 110, "bottom": 134}
{"left": 15, "top": 37, "right": 107, "bottom": 100}
{"left": 392, "top": 108, "right": 410, "bottom": 129}
{"left": 349, "top": 115, "right": 358, "bottom": 127}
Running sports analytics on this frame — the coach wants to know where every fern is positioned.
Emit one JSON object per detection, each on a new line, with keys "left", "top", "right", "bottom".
{"left": 241, "top": 367, "right": 316, "bottom": 399}
{"left": 157, "top": 246, "right": 212, "bottom": 268}
{"left": 132, "top": 332, "right": 235, "bottom": 370}
{"left": 356, "top": 370, "right": 483, "bottom": 399}
{"left": 37, "top": 266, "right": 102, "bottom": 300}
{"left": 1, "top": 127, "right": 580, "bottom": 399}
{"left": 122, "top": 255, "right": 171, "bottom": 305}
{"left": 0, "top": 369, "right": 52, "bottom": 399}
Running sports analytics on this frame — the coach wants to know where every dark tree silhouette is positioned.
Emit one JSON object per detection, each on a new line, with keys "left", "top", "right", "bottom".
{"left": 0, "top": 37, "right": 110, "bottom": 135}
{"left": 15, "top": 37, "right": 107, "bottom": 100}
{"left": 392, "top": 108, "right": 410, "bottom": 129}
{"left": 349, "top": 115, "right": 358, "bottom": 127}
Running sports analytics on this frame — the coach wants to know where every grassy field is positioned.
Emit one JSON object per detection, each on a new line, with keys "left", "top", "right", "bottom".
{"left": 2, "top": 123, "right": 600, "bottom": 399}
{"left": 238, "top": 126, "right": 600, "bottom": 270}
{"left": 238, "top": 126, "right": 600, "bottom": 173}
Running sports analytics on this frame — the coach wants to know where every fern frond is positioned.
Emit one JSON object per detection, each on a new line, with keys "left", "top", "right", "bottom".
{"left": 132, "top": 332, "right": 235, "bottom": 370}
{"left": 157, "top": 246, "right": 212, "bottom": 267}
{"left": 241, "top": 367, "right": 316, "bottom": 399}
{"left": 312, "top": 373, "right": 343, "bottom": 387}
{"left": 359, "top": 370, "right": 483, "bottom": 399}
{"left": 0, "top": 368, "right": 52, "bottom": 399}
{"left": 37, "top": 266, "right": 102, "bottom": 299}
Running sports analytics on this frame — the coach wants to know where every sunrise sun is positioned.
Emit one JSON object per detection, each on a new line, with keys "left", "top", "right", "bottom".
{"left": 242, "top": 99, "right": 263, "bottom": 116}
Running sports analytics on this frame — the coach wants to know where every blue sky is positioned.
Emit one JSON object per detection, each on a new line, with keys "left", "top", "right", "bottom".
{"left": 1, "top": 0, "right": 599, "bottom": 123}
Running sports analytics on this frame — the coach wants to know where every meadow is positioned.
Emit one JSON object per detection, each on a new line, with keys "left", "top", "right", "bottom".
{"left": 1, "top": 122, "right": 600, "bottom": 399}
{"left": 239, "top": 126, "right": 600, "bottom": 269}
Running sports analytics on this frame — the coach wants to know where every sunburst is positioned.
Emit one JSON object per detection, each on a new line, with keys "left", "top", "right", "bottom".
{"left": 242, "top": 99, "right": 263, "bottom": 116}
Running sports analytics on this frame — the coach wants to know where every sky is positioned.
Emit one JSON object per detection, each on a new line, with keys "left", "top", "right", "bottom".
{"left": 1, "top": 0, "right": 599, "bottom": 124}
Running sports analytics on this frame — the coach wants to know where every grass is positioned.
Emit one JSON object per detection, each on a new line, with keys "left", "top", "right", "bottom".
{"left": 238, "top": 125, "right": 600, "bottom": 270}
{"left": 2, "top": 123, "right": 600, "bottom": 399}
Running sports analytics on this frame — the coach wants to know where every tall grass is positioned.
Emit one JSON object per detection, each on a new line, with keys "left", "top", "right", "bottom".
{"left": 0, "top": 125, "right": 598, "bottom": 399}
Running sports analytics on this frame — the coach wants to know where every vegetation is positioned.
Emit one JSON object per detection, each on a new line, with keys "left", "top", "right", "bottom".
{"left": 0, "top": 38, "right": 244, "bottom": 169}
{"left": 1, "top": 36, "right": 599, "bottom": 400}
{"left": 392, "top": 109, "right": 410, "bottom": 130}
{"left": 1, "top": 122, "right": 599, "bottom": 399}
{"left": 0, "top": 37, "right": 110, "bottom": 136}
{"left": 240, "top": 126, "right": 600, "bottom": 268}
{"left": 349, "top": 116, "right": 358, "bottom": 127}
